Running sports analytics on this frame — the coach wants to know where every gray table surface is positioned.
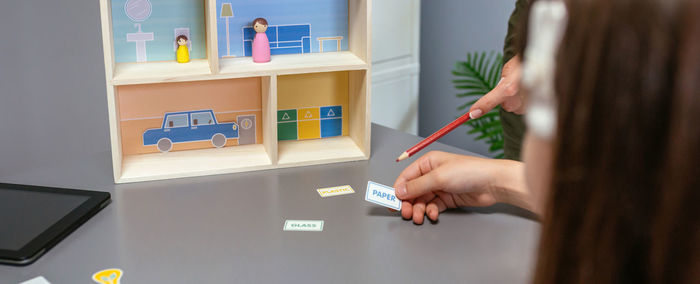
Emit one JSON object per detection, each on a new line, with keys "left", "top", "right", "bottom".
{"left": 0, "top": 1, "right": 538, "bottom": 283}
{"left": 0, "top": 125, "right": 539, "bottom": 284}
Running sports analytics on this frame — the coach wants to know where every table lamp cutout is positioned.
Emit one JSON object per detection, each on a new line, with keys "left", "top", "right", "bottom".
{"left": 252, "top": 18, "right": 271, "bottom": 63}
{"left": 92, "top": 268, "right": 123, "bottom": 284}
{"left": 176, "top": 35, "right": 190, "bottom": 63}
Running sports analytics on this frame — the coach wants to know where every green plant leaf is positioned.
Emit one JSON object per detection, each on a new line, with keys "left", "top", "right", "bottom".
{"left": 452, "top": 79, "right": 485, "bottom": 85}
{"left": 457, "top": 102, "right": 471, "bottom": 111}
{"left": 456, "top": 91, "right": 485, "bottom": 98}
{"left": 452, "top": 51, "right": 505, "bottom": 158}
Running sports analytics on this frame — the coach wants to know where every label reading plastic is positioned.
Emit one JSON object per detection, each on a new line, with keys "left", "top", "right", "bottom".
{"left": 317, "top": 185, "right": 355, "bottom": 197}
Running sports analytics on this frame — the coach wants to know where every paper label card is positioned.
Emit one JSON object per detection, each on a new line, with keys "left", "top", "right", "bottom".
{"left": 283, "top": 220, "right": 324, "bottom": 232}
{"left": 365, "top": 181, "right": 402, "bottom": 210}
{"left": 317, "top": 185, "right": 355, "bottom": 198}
{"left": 20, "top": 276, "right": 51, "bottom": 284}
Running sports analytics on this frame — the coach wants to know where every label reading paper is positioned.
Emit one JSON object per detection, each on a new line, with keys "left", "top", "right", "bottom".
{"left": 317, "top": 185, "right": 355, "bottom": 197}
{"left": 365, "top": 181, "right": 402, "bottom": 210}
{"left": 283, "top": 220, "right": 324, "bottom": 232}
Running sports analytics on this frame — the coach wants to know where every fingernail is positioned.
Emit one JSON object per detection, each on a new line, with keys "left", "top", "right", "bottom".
{"left": 396, "top": 185, "right": 406, "bottom": 197}
{"left": 469, "top": 109, "right": 483, "bottom": 119}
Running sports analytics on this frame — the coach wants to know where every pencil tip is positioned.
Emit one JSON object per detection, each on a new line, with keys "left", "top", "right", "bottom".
{"left": 396, "top": 152, "right": 409, "bottom": 162}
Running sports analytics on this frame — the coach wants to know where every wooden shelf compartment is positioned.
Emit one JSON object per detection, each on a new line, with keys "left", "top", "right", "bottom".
{"left": 111, "top": 52, "right": 368, "bottom": 86}
{"left": 112, "top": 59, "right": 213, "bottom": 85}
{"left": 101, "top": 0, "right": 217, "bottom": 86}
{"left": 275, "top": 69, "right": 371, "bottom": 167}
{"left": 118, "top": 144, "right": 273, "bottom": 183}
{"left": 277, "top": 136, "right": 366, "bottom": 166}
{"left": 112, "top": 76, "right": 276, "bottom": 183}
{"left": 217, "top": 52, "right": 368, "bottom": 77}
{"left": 210, "top": 0, "right": 370, "bottom": 78}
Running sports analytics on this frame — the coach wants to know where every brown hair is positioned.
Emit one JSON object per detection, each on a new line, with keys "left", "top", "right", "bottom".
{"left": 253, "top": 17, "right": 268, "bottom": 26}
{"left": 517, "top": 0, "right": 700, "bottom": 283}
{"left": 176, "top": 35, "right": 188, "bottom": 45}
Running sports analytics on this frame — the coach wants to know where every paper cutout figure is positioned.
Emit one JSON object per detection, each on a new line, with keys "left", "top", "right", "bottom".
{"left": 220, "top": 3, "right": 234, "bottom": 57}
{"left": 92, "top": 268, "right": 123, "bottom": 284}
{"left": 252, "top": 18, "right": 271, "bottom": 63}
{"left": 126, "top": 23, "right": 154, "bottom": 62}
{"left": 277, "top": 106, "right": 342, "bottom": 141}
{"left": 143, "top": 110, "right": 239, "bottom": 152}
{"left": 237, "top": 115, "right": 256, "bottom": 145}
{"left": 243, "top": 24, "right": 311, "bottom": 57}
{"left": 124, "top": 0, "right": 152, "bottom": 22}
{"left": 320, "top": 106, "right": 342, "bottom": 137}
{"left": 241, "top": 118, "right": 252, "bottom": 129}
{"left": 318, "top": 36, "right": 344, "bottom": 52}
{"left": 176, "top": 35, "right": 190, "bottom": 63}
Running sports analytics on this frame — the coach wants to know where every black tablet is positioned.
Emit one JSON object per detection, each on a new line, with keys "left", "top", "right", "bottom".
{"left": 0, "top": 183, "right": 111, "bottom": 266}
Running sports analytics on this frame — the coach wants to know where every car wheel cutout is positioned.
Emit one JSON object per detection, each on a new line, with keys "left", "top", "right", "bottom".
{"left": 212, "top": 133, "right": 226, "bottom": 148}
{"left": 157, "top": 138, "right": 173, "bottom": 152}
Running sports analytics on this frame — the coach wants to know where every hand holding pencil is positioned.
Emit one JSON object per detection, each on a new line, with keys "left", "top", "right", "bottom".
{"left": 396, "top": 112, "right": 473, "bottom": 162}
{"left": 396, "top": 57, "right": 523, "bottom": 162}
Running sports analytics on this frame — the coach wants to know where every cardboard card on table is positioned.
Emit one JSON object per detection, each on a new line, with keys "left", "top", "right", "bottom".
{"left": 283, "top": 220, "right": 324, "bottom": 232}
{"left": 20, "top": 276, "right": 51, "bottom": 284}
{"left": 317, "top": 185, "right": 355, "bottom": 198}
{"left": 365, "top": 181, "right": 402, "bottom": 210}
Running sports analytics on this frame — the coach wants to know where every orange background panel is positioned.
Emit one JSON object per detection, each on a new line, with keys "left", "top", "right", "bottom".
{"left": 117, "top": 78, "right": 263, "bottom": 155}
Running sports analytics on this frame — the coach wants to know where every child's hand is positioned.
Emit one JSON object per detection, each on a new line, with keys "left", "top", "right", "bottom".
{"left": 468, "top": 56, "right": 524, "bottom": 119}
{"left": 393, "top": 151, "right": 527, "bottom": 224}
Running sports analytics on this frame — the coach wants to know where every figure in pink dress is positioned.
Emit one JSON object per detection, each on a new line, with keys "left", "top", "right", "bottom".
{"left": 252, "top": 18, "right": 271, "bottom": 63}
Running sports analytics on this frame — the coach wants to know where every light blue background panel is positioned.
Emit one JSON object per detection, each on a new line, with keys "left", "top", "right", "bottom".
{"left": 216, "top": 0, "right": 349, "bottom": 58}
{"left": 112, "top": 0, "right": 207, "bottom": 63}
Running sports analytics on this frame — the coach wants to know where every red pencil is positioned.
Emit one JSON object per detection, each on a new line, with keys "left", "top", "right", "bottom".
{"left": 396, "top": 112, "right": 473, "bottom": 162}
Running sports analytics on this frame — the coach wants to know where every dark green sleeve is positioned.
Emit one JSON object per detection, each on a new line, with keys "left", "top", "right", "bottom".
{"left": 503, "top": 0, "right": 529, "bottom": 63}
{"left": 501, "top": 0, "right": 528, "bottom": 161}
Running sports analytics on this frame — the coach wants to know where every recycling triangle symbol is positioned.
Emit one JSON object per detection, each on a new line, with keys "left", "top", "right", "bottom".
{"left": 282, "top": 113, "right": 290, "bottom": 120}
{"left": 305, "top": 111, "right": 313, "bottom": 118}
{"left": 327, "top": 109, "right": 335, "bottom": 117}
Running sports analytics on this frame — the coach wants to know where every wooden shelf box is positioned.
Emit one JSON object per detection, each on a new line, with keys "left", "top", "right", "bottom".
{"left": 100, "top": 0, "right": 371, "bottom": 183}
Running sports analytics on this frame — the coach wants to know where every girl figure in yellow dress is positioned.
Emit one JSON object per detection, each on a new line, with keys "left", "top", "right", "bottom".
{"left": 176, "top": 35, "right": 190, "bottom": 63}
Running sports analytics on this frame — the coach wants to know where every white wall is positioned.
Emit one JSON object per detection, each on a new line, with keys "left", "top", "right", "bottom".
{"left": 371, "top": 0, "right": 421, "bottom": 135}
{"left": 419, "top": 0, "right": 515, "bottom": 156}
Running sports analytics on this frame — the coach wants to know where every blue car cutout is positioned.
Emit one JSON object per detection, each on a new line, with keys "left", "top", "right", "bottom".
{"left": 143, "top": 110, "right": 239, "bottom": 152}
